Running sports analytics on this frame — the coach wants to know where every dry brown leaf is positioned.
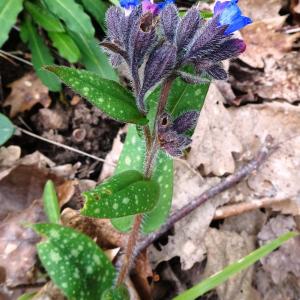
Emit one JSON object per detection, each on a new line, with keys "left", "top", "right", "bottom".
{"left": 187, "top": 84, "right": 242, "bottom": 176}
{"left": 240, "top": 17, "right": 300, "bottom": 69}
{"left": 238, "top": 0, "right": 283, "bottom": 21}
{"left": 203, "top": 228, "right": 258, "bottom": 300}
{"left": 61, "top": 208, "right": 127, "bottom": 249}
{"left": 3, "top": 73, "right": 51, "bottom": 118}
{"left": 0, "top": 146, "right": 21, "bottom": 167}
{"left": 0, "top": 201, "right": 45, "bottom": 287}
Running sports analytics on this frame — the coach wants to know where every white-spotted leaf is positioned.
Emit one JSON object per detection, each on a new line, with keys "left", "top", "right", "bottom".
{"left": 45, "top": 66, "right": 148, "bottom": 125}
{"left": 33, "top": 223, "right": 116, "bottom": 300}
{"left": 101, "top": 285, "right": 130, "bottom": 300}
{"left": 82, "top": 170, "right": 160, "bottom": 218}
{"left": 112, "top": 126, "right": 173, "bottom": 233}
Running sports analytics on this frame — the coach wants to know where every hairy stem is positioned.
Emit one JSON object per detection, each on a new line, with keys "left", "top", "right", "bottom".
{"left": 116, "top": 78, "right": 174, "bottom": 285}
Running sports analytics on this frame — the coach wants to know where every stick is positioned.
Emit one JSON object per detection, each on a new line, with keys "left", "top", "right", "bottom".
{"left": 135, "top": 135, "right": 276, "bottom": 255}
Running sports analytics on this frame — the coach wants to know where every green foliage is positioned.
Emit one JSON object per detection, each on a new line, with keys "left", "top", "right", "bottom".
{"left": 17, "top": 292, "right": 36, "bottom": 300}
{"left": 43, "top": 180, "right": 60, "bottom": 224}
{"left": 80, "top": 0, "right": 108, "bottom": 32}
{"left": 48, "top": 32, "right": 81, "bottom": 63}
{"left": 174, "top": 231, "right": 298, "bottom": 300}
{"left": 42, "top": 0, "right": 94, "bottom": 38}
{"left": 101, "top": 285, "right": 130, "bottom": 300}
{"left": 0, "top": 113, "right": 15, "bottom": 145}
{"left": 24, "top": 2, "right": 65, "bottom": 32}
{"left": 0, "top": 0, "right": 23, "bottom": 47}
{"left": 20, "top": 18, "right": 61, "bottom": 92}
{"left": 69, "top": 32, "right": 117, "bottom": 81}
{"left": 82, "top": 170, "right": 160, "bottom": 218}
{"left": 33, "top": 223, "right": 116, "bottom": 300}
{"left": 112, "top": 126, "right": 173, "bottom": 233}
{"left": 45, "top": 66, "right": 148, "bottom": 125}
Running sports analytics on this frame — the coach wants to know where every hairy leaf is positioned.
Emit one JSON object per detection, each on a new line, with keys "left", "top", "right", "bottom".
{"left": 160, "top": 4, "right": 179, "bottom": 43}
{"left": 43, "top": 0, "right": 94, "bottom": 38}
{"left": 48, "top": 32, "right": 81, "bottom": 63}
{"left": 69, "top": 31, "right": 117, "bottom": 81}
{"left": 112, "top": 126, "right": 173, "bottom": 233}
{"left": 82, "top": 175, "right": 160, "bottom": 218}
{"left": 34, "top": 223, "right": 116, "bottom": 300}
{"left": 0, "top": 113, "right": 15, "bottom": 145}
{"left": 43, "top": 180, "right": 60, "bottom": 224}
{"left": 0, "top": 0, "right": 23, "bottom": 47}
{"left": 24, "top": 1, "right": 65, "bottom": 32}
{"left": 45, "top": 66, "right": 147, "bottom": 125}
{"left": 20, "top": 18, "right": 61, "bottom": 92}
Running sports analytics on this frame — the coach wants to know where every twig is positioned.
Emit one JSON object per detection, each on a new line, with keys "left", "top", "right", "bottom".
{"left": 213, "top": 197, "right": 289, "bottom": 220}
{"left": 16, "top": 127, "right": 116, "bottom": 167}
{"left": 135, "top": 135, "right": 276, "bottom": 255}
{"left": 0, "top": 49, "right": 33, "bottom": 66}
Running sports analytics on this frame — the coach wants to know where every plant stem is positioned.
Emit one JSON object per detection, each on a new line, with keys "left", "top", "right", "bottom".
{"left": 116, "top": 78, "right": 174, "bottom": 285}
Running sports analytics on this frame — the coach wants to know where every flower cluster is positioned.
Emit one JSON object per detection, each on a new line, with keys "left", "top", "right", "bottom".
{"left": 103, "top": 0, "right": 252, "bottom": 156}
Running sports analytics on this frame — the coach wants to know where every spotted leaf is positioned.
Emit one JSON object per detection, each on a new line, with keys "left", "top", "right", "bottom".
{"left": 101, "top": 285, "right": 130, "bottom": 300}
{"left": 33, "top": 223, "right": 116, "bottom": 300}
{"left": 44, "top": 66, "right": 148, "bottom": 125}
{"left": 81, "top": 171, "right": 160, "bottom": 218}
{"left": 111, "top": 126, "right": 173, "bottom": 233}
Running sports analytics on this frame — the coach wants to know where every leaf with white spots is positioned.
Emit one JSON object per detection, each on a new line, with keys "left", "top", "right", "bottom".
{"left": 81, "top": 170, "right": 160, "bottom": 218}
{"left": 111, "top": 126, "right": 173, "bottom": 233}
{"left": 101, "top": 285, "right": 130, "bottom": 300}
{"left": 33, "top": 223, "right": 116, "bottom": 300}
{"left": 44, "top": 66, "right": 148, "bottom": 125}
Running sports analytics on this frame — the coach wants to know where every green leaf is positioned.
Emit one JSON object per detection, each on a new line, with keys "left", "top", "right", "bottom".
{"left": 43, "top": 180, "right": 60, "bottom": 224}
{"left": 112, "top": 126, "right": 173, "bottom": 233}
{"left": 17, "top": 292, "right": 36, "bottom": 300}
{"left": 101, "top": 285, "right": 130, "bottom": 300}
{"left": 34, "top": 223, "right": 116, "bottom": 300}
{"left": 0, "top": 113, "right": 15, "bottom": 145}
{"left": 45, "top": 66, "right": 148, "bottom": 125}
{"left": 24, "top": 1, "right": 65, "bottom": 32}
{"left": 0, "top": 0, "right": 23, "bottom": 47}
{"left": 173, "top": 231, "right": 298, "bottom": 300}
{"left": 80, "top": 0, "right": 108, "bottom": 31}
{"left": 48, "top": 32, "right": 81, "bottom": 63}
{"left": 43, "top": 0, "right": 94, "bottom": 38}
{"left": 20, "top": 18, "right": 61, "bottom": 92}
{"left": 82, "top": 170, "right": 160, "bottom": 218}
{"left": 69, "top": 31, "right": 117, "bottom": 81}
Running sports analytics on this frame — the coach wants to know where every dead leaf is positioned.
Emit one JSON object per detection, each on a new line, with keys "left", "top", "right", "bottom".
{"left": 203, "top": 228, "right": 258, "bottom": 300}
{"left": 0, "top": 146, "right": 21, "bottom": 167}
{"left": 187, "top": 84, "right": 242, "bottom": 176}
{"left": 3, "top": 73, "right": 51, "bottom": 118}
{"left": 0, "top": 200, "right": 45, "bottom": 287}
{"left": 240, "top": 17, "right": 300, "bottom": 69}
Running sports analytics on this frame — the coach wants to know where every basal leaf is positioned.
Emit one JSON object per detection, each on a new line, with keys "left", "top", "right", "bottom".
{"left": 24, "top": 1, "right": 65, "bottom": 32}
{"left": 69, "top": 31, "right": 117, "bottom": 81}
{"left": 80, "top": 0, "right": 108, "bottom": 31}
{"left": 0, "top": 113, "right": 15, "bottom": 145}
{"left": 20, "top": 18, "right": 61, "bottom": 92}
{"left": 174, "top": 231, "right": 298, "bottom": 300}
{"left": 112, "top": 126, "right": 173, "bottom": 233}
{"left": 45, "top": 66, "right": 147, "bottom": 125}
{"left": 34, "top": 223, "right": 116, "bottom": 300}
{"left": 48, "top": 32, "right": 81, "bottom": 63}
{"left": 43, "top": 0, "right": 94, "bottom": 38}
{"left": 0, "top": 0, "right": 23, "bottom": 47}
{"left": 82, "top": 171, "right": 160, "bottom": 218}
{"left": 43, "top": 180, "right": 60, "bottom": 224}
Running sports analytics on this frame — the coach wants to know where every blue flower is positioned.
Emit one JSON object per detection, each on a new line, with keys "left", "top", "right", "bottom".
{"left": 214, "top": 0, "right": 252, "bottom": 35}
{"left": 119, "top": 0, "right": 139, "bottom": 10}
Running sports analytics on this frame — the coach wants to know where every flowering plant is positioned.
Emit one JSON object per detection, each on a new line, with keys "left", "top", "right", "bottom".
{"left": 34, "top": 1, "right": 253, "bottom": 299}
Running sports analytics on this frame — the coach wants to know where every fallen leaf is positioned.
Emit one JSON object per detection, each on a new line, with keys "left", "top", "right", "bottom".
{"left": 203, "top": 228, "right": 258, "bottom": 300}
{"left": 0, "top": 146, "right": 21, "bottom": 167}
{"left": 3, "top": 73, "right": 51, "bottom": 118}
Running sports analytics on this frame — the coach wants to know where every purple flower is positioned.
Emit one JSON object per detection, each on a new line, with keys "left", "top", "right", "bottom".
{"left": 120, "top": 0, "right": 139, "bottom": 10}
{"left": 214, "top": 0, "right": 252, "bottom": 35}
{"left": 120, "top": 0, "right": 174, "bottom": 15}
